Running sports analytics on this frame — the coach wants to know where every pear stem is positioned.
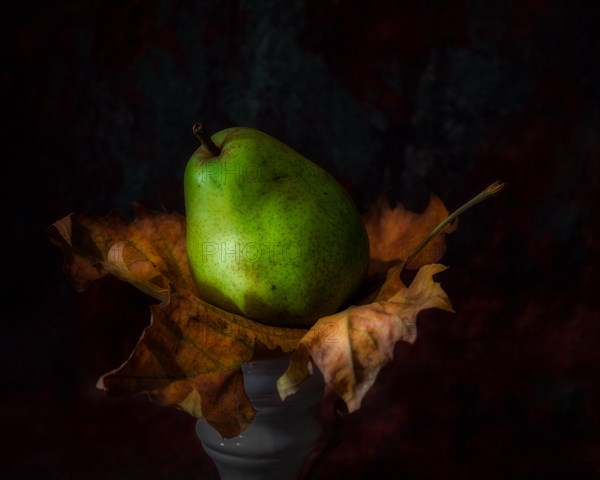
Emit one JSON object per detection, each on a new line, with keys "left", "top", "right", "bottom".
{"left": 192, "top": 123, "right": 221, "bottom": 156}
{"left": 401, "top": 181, "right": 505, "bottom": 270}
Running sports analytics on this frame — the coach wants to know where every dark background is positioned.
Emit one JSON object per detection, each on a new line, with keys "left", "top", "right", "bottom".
{"left": 2, "top": 0, "right": 599, "bottom": 478}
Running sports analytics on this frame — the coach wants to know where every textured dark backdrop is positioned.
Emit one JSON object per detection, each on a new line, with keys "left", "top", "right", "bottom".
{"left": 2, "top": 0, "right": 599, "bottom": 479}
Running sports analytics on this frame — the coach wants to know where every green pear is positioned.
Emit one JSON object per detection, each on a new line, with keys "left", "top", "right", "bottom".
{"left": 184, "top": 124, "right": 370, "bottom": 328}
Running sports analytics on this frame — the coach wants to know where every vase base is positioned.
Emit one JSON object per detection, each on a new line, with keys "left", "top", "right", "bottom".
{"left": 196, "top": 354, "right": 324, "bottom": 480}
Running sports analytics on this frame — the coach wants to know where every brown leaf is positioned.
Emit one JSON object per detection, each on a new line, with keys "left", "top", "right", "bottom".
{"left": 97, "top": 291, "right": 304, "bottom": 438}
{"left": 49, "top": 207, "right": 304, "bottom": 438}
{"left": 49, "top": 191, "right": 455, "bottom": 438}
{"left": 278, "top": 264, "right": 453, "bottom": 412}
{"left": 48, "top": 215, "right": 106, "bottom": 290}
{"left": 363, "top": 193, "right": 457, "bottom": 275}
{"left": 48, "top": 205, "right": 193, "bottom": 298}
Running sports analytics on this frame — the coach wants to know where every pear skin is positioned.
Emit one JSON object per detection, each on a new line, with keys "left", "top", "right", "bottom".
{"left": 184, "top": 127, "right": 369, "bottom": 328}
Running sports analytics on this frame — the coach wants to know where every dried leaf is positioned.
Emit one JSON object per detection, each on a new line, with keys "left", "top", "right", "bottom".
{"left": 48, "top": 207, "right": 304, "bottom": 438}
{"left": 278, "top": 264, "right": 453, "bottom": 412}
{"left": 49, "top": 191, "right": 455, "bottom": 438}
{"left": 97, "top": 290, "right": 305, "bottom": 438}
{"left": 48, "top": 215, "right": 105, "bottom": 290}
{"left": 363, "top": 193, "right": 457, "bottom": 275}
{"left": 48, "top": 205, "right": 193, "bottom": 298}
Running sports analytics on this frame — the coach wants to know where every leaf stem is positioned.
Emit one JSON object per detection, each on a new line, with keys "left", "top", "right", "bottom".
{"left": 192, "top": 123, "right": 221, "bottom": 156}
{"left": 401, "top": 181, "right": 505, "bottom": 270}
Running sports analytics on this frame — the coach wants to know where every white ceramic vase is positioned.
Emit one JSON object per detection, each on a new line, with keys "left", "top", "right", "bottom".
{"left": 196, "top": 354, "right": 324, "bottom": 480}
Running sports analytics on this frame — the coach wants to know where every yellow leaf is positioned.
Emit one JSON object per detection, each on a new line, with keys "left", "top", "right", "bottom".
{"left": 278, "top": 264, "right": 453, "bottom": 412}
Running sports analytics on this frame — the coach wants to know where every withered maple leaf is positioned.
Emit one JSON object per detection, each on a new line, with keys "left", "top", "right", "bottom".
{"left": 363, "top": 193, "right": 458, "bottom": 275}
{"left": 277, "top": 264, "right": 452, "bottom": 413}
{"left": 48, "top": 194, "right": 455, "bottom": 439}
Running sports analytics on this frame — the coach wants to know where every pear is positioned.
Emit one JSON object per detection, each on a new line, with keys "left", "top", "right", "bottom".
{"left": 184, "top": 124, "right": 370, "bottom": 328}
